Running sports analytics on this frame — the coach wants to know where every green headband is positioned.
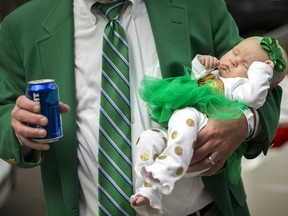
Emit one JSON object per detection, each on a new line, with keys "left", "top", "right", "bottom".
{"left": 253, "top": 36, "right": 286, "bottom": 72}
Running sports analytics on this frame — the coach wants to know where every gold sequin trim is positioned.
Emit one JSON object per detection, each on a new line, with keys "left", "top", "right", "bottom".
{"left": 171, "top": 131, "right": 178, "bottom": 139}
{"left": 198, "top": 74, "right": 216, "bottom": 86}
{"left": 144, "top": 181, "right": 152, "bottom": 188}
{"left": 176, "top": 167, "right": 184, "bottom": 176}
{"left": 140, "top": 151, "right": 149, "bottom": 161}
{"left": 186, "top": 118, "right": 195, "bottom": 127}
{"left": 198, "top": 74, "right": 224, "bottom": 92}
{"left": 175, "top": 146, "right": 183, "bottom": 155}
{"left": 157, "top": 155, "right": 167, "bottom": 160}
{"left": 216, "top": 79, "right": 224, "bottom": 92}
{"left": 208, "top": 80, "right": 218, "bottom": 89}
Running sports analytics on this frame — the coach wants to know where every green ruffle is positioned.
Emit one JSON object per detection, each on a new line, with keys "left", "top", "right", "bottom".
{"left": 140, "top": 72, "right": 245, "bottom": 127}
{"left": 139, "top": 72, "right": 247, "bottom": 184}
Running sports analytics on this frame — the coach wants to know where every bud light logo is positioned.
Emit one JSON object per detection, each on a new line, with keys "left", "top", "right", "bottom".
{"left": 33, "top": 92, "right": 40, "bottom": 103}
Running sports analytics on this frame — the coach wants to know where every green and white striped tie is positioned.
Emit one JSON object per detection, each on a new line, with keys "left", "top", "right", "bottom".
{"left": 96, "top": 1, "right": 135, "bottom": 215}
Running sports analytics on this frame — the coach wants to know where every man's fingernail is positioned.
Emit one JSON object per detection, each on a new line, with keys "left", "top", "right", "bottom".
{"left": 40, "top": 118, "right": 48, "bottom": 126}
{"left": 33, "top": 105, "right": 40, "bottom": 113}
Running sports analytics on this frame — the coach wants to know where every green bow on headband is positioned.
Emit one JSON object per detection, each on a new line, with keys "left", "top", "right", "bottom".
{"left": 260, "top": 37, "right": 286, "bottom": 72}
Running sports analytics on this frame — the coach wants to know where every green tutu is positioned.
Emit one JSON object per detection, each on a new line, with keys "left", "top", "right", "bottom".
{"left": 140, "top": 72, "right": 245, "bottom": 127}
{"left": 139, "top": 71, "right": 247, "bottom": 184}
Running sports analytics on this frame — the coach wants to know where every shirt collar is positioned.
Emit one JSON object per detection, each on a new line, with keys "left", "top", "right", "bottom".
{"left": 86, "top": 0, "right": 97, "bottom": 9}
{"left": 85, "top": 0, "right": 139, "bottom": 8}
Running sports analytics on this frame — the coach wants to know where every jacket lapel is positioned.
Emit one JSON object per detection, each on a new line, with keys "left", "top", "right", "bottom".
{"left": 36, "top": 0, "right": 79, "bottom": 214}
{"left": 145, "top": 0, "right": 191, "bottom": 78}
{"left": 37, "top": 0, "right": 75, "bottom": 83}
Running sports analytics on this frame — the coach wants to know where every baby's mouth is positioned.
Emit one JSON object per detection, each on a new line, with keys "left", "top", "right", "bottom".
{"left": 219, "top": 64, "right": 230, "bottom": 73}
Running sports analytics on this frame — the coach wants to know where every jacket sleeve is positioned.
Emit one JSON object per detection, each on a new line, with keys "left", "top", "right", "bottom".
{"left": 210, "top": 0, "right": 281, "bottom": 158}
{"left": 0, "top": 17, "right": 43, "bottom": 168}
{"left": 245, "top": 86, "right": 282, "bottom": 158}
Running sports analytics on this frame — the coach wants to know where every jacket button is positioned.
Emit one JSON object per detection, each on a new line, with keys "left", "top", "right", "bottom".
{"left": 6, "top": 158, "right": 17, "bottom": 165}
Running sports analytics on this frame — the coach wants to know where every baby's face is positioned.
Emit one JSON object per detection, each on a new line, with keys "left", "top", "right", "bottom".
{"left": 219, "top": 38, "right": 269, "bottom": 78}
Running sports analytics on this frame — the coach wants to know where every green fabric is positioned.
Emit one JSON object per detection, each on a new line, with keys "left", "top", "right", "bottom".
{"left": 97, "top": 1, "right": 135, "bottom": 215}
{"left": 226, "top": 142, "right": 247, "bottom": 185}
{"left": 140, "top": 71, "right": 246, "bottom": 185}
{"left": 257, "top": 37, "right": 286, "bottom": 72}
{"left": 140, "top": 71, "right": 244, "bottom": 127}
{"left": 252, "top": 36, "right": 286, "bottom": 83}
{"left": 0, "top": 0, "right": 282, "bottom": 215}
{"left": 0, "top": 0, "right": 79, "bottom": 215}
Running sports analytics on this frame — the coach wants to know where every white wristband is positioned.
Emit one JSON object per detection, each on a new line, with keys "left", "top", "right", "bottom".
{"left": 241, "top": 106, "right": 255, "bottom": 139}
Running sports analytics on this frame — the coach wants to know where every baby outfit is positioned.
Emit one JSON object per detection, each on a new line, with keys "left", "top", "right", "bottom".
{"left": 131, "top": 55, "right": 273, "bottom": 215}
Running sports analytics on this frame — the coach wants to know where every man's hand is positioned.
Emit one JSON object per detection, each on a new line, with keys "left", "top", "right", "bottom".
{"left": 11, "top": 95, "right": 70, "bottom": 151}
{"left": 187, "top": 115, "right": 247, "bottom": 176}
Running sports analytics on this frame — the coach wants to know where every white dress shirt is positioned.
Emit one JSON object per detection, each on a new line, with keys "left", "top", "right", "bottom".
{"left": 74, "top": 0, "right": 212, "bottom": 215}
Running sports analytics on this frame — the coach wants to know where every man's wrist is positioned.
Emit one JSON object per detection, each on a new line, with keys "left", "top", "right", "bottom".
{"left": 240, "top": 106, "right": 255, "bottom": 140}
{"left": 16, "top": 134, "right": 42, "bottom": 163}
{"left": 251, "top": 108, "right": 261, "bottom": 138}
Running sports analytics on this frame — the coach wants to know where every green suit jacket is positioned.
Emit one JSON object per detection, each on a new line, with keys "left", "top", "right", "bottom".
{"left": 0, "top": 0, "right": 282, "bottom": 215}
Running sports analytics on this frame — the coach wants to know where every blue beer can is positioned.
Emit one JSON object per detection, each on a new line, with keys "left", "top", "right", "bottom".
{"left": 26, "top": 79, "right": 63, "bottom": 143}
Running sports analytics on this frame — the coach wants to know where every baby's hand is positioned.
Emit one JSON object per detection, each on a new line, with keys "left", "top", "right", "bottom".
{"left": 198, "top": 55, "right": 220, "bottom": 70}
{"left": 265, "top": 60, "right": 274, "bottom": 70}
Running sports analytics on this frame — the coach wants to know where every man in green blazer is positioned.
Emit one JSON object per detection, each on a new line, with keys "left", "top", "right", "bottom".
{"left": 0, "top": 0, "right": 282, "bottom": 215}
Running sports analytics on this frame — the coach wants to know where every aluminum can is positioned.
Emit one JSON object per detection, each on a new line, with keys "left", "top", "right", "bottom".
{"left": 26, "top": 79, "right": 63, "bottom": 143}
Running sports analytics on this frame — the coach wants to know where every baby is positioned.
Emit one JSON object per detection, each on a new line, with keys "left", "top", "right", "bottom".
{"left": 130, "top": 36, "right": 288, "bottom": 215}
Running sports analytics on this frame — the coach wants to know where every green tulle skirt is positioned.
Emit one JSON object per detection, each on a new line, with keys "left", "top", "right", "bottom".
{"left": 139, "top": 72, "right": 247, "bottom": 184}
{"left": 140, "top": 73, "right": 245, "bottom": 127}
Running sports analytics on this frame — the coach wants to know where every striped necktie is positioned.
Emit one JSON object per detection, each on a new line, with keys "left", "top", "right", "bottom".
{"left": 96, "top": 1, "right": 135, "bottom": 215}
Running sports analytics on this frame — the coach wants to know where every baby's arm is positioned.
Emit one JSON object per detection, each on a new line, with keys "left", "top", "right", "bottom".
{"left": 191, "top": 54, "right": 220, "bottom": 80}
{"left": 231, "top": 61, "right": 274, "bottom": 109}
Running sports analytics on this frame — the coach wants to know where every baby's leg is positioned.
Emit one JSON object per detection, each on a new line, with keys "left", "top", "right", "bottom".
{"left": 142, "top": 107, "right": 207, "bottom": 195}
{"left": 131, "top": 129, "right": 167, "bottom": 214}
{"left": 133, "top": 128, "right": 168, "bottom": 178}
